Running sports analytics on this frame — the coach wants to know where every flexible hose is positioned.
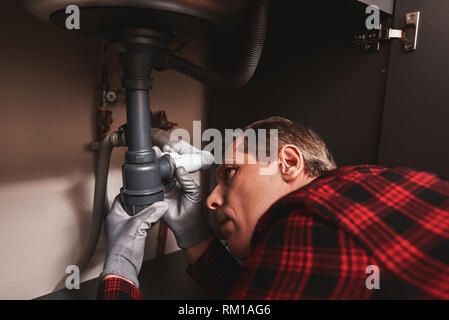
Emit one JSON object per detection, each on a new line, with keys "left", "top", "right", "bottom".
{"left": 78, "top": 132, "right": 126, "bottom": 274}
{"left": 169, "top": 0, "right": 269, "bottom": 90}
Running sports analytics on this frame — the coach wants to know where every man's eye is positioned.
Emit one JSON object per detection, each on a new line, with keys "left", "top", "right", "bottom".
{"left": 225, "top": 167, "right": 238, "bottom": 179}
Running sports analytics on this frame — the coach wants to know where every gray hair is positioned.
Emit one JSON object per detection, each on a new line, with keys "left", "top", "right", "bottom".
{"left": 244, "top": 116, "right": 337, "bottom": 177}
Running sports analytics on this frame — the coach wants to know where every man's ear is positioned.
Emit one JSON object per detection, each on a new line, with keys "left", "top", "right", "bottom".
{"left": 279, "top": 145, "right": 304, "bottom": 182}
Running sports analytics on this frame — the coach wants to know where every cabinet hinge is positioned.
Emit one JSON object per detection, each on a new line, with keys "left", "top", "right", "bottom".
{"left": 351, "top": 11, "right": 420, "bottom": 52}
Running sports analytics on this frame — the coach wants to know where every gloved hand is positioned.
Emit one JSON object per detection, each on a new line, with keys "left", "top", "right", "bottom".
{"left": 163, "top": 166, "right": 214, "bottom": 249}
{"left": 152, "top": 127, "right": 215, "bottom": 171}
{"left": 161, "top": 139, "right": 200, "bottom": 154}
{"left": 100, "top": 196, "right": 168, "bottom": 288}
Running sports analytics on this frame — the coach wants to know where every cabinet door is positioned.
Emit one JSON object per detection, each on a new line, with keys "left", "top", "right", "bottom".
{"left": 378, "top": 0, "right": 449, "bottom": 176}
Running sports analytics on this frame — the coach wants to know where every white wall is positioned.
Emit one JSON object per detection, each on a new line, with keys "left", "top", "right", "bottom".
{"left": 0, "top": 1, "right": 206, "bottom": 299}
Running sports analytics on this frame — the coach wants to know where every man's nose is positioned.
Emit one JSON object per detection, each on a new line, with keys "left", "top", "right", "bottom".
{"left": 206, "top": 185, "right": 224, "bottom": 212}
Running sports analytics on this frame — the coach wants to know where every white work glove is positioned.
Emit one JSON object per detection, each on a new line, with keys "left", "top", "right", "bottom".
{"left": 152, "top": 128, "right": 215, "bottom": 172}
{"left": 163, "top": 166, "right": 214, "bottom": 249}
{"left": 100, "top": 196, "right": 168, "bottom": 288}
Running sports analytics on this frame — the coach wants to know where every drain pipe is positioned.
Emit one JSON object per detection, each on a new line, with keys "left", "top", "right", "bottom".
{"left": 77, "top": 127, "right": 214, "bottom": 274}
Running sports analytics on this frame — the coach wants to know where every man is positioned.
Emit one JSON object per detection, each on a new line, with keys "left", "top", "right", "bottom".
{"left": 98, "top": 116, "right": 449, "bottom": 299}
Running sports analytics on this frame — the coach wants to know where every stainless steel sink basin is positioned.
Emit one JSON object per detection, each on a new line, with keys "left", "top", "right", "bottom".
{"left": 20, "top": 0, "right": 250, "bottom": 35}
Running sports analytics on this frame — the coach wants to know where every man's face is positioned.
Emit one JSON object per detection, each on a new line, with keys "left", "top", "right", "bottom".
{"left": 206, "top": 143, "right": 284, "bottom": 258}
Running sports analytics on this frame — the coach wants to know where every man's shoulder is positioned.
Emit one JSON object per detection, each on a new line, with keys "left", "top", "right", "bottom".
{"left": 295, "top": 164, "right": 449, "bottom": 197}
{"left": 327, "top": 164, "right": 448, "bottom": 181}
{"left": 253, "top": 164, "right": 449, "bottom": 245}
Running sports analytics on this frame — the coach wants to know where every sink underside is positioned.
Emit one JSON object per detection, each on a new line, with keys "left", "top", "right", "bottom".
{"left": 21, "top": 0, "right": 250, "bottom": 36}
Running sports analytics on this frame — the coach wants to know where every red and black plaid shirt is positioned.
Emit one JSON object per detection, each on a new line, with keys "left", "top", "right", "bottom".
{"left": 98, "top": 165, "right": 449, "bottom": 300}
{"left": 98, "top": 277, "right": 145, "bottom": 300}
